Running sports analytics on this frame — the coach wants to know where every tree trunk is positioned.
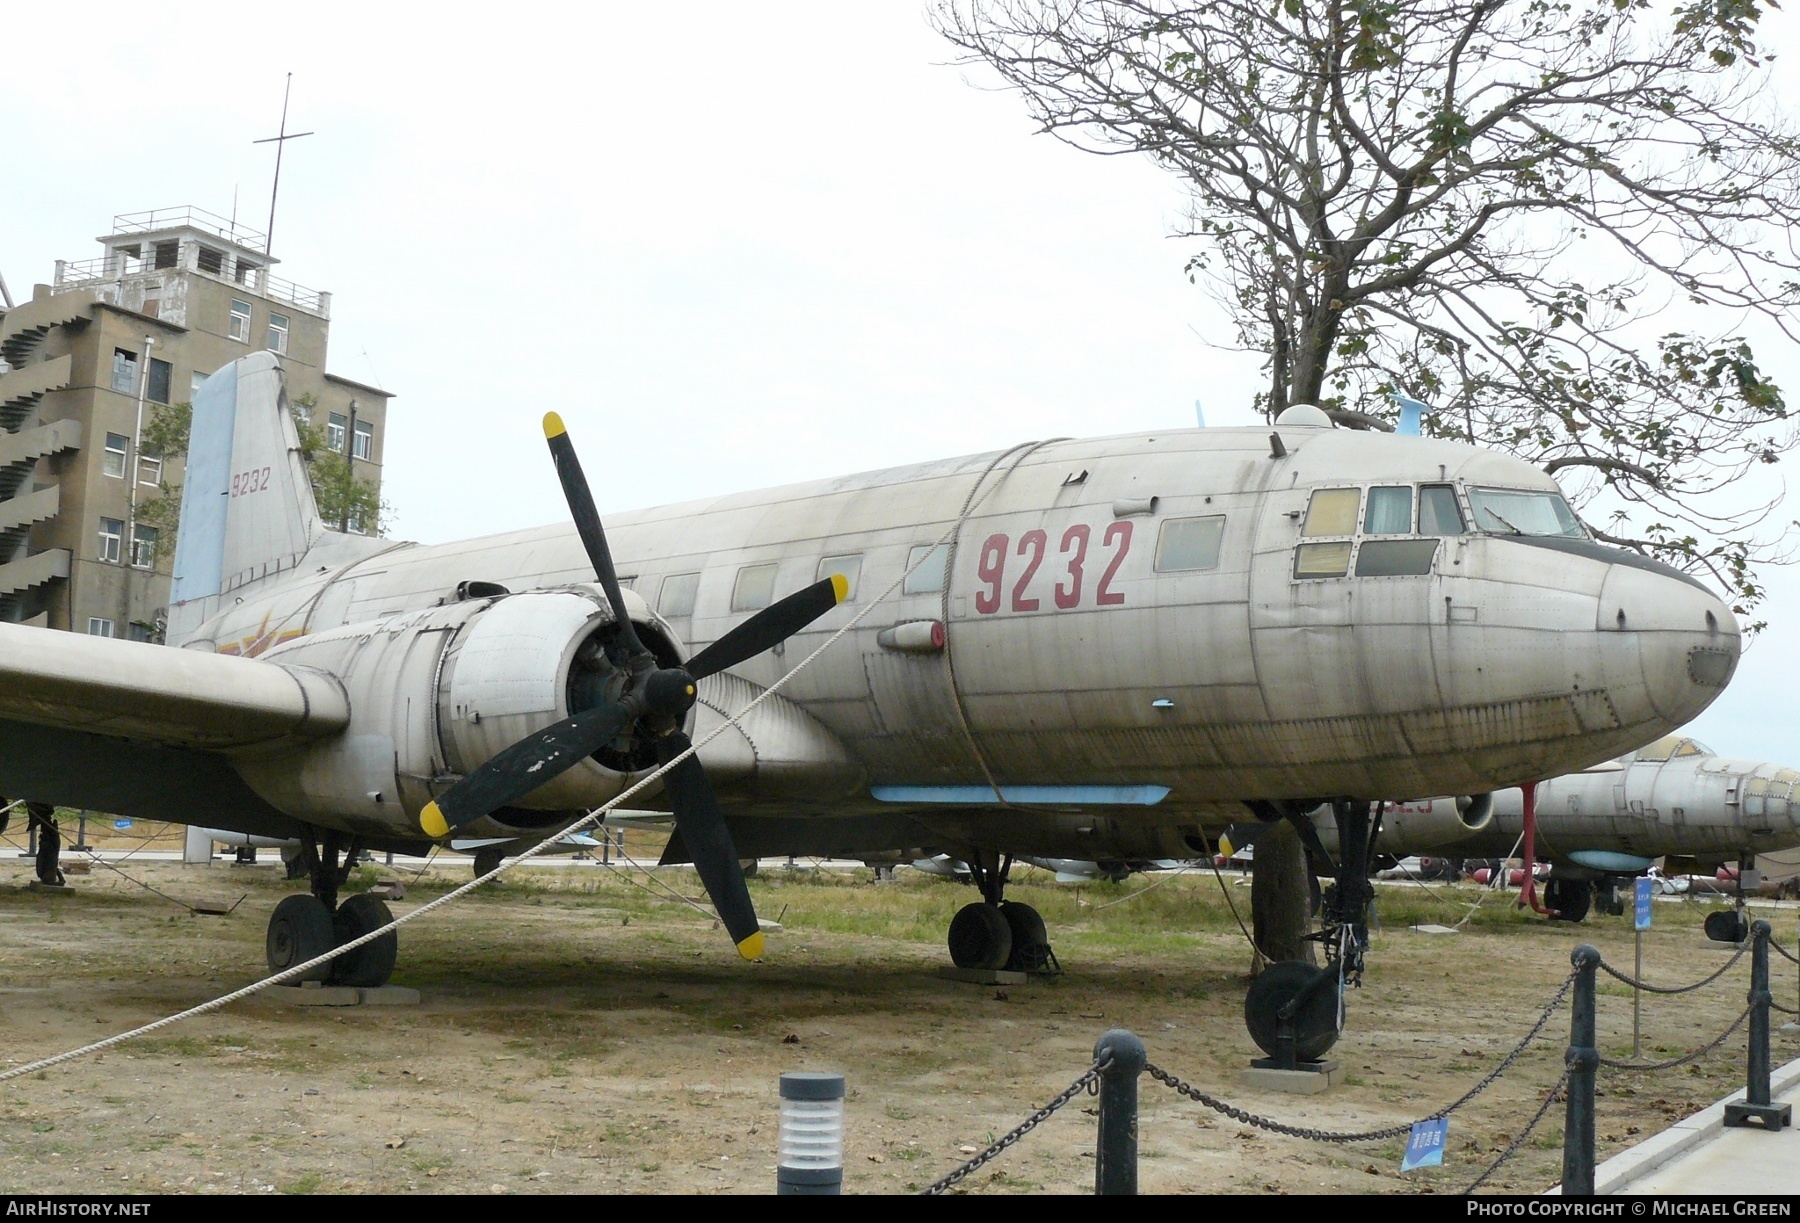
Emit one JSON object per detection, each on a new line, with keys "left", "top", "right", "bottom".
{"left": 1250, "top": 821, "right": 1316, "bottom": 971}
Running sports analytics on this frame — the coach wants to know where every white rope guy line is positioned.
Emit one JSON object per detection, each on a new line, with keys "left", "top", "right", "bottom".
{"left": 0, "top": 465, "right": 1024, "bottom": 1085}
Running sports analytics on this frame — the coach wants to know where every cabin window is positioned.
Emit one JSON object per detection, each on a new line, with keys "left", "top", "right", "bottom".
{"left": 1363, "top": 486, "right": 1412, "bottom": 534}
{"left": 1293, "top": 541, "right": 1352, "bottom": 578}
{"left": 904, "top": 544, "right": 949, "bottom": 595}
{"left": 1418, "top": 484, "right": 1465, "bottom": 534}
{"left": 1354, "top": 538, "right": 1439, "bottom": 576}
{"left": 659, "top": 571, "right": 700, "bottom": 617}
{"left": 1301, "top": 488, "right": 1359, "bottom": 537}
{"left": 817, "top": 554, "right": 862, "bottom": 600}
{"left": 1467, "top": 487, "right": 1583, "bottom": 538}
{"left": 732, "top": 563, "right": 779, "bottom": 611}
{"left": 1154, "top": 515, "right": 1226, "bottom": 572}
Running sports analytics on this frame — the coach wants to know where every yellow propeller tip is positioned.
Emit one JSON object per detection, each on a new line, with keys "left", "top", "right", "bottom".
{"left": 420, "top": 801, "right": 449, "bottom": 839}
{"left": 735, "top": 931, "right": 766, "bottom": 961}
{"left": 1217, "top": 834, "right": 1234, "bottom": 858}
{"left": 830, "top": 573, "right": 850, "bottom": 603}
{"left": 543, "top": 412, "right": 567, "bottom": 439}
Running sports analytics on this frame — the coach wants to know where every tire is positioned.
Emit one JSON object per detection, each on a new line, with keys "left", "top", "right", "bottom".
{"left": 1244, "top": 960, "right": 1340, "bottom": 1062}
{"left": 266, "top": 895, "right": 335, "bottom": 983}
{"left": 1000, "top": 901, "right": 1049, "bottom": 972}
{"left": 1704, "top": 909, "right": 1748, "bottom": 944}
{"left": 947, "top": 902, "right": 1013, "bottom": 971}
{"left": 330, "top": 893, "right": 399, "bottom": 988}
{"left": 473, "top": 848, "right": 503, "bottom": 879}
{"left": 1545, "top": 877, "right": 1592, "bottom": 923}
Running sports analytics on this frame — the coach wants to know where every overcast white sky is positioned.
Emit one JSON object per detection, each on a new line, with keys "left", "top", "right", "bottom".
{"left": 3, "top": 2, "right": 1796, "bottom": 761}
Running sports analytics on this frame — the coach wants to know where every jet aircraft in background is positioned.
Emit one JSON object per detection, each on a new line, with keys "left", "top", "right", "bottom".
{"left": 1314, "top": 735, "right": 1800, "bottom": 921}
{"left": 0, "top": 352, "right": 1739, "bottom": 1059}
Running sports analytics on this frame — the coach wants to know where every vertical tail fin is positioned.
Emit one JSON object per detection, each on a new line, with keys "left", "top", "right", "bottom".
{"left": 170, "top": 352, "right": 320, "bottom": 616}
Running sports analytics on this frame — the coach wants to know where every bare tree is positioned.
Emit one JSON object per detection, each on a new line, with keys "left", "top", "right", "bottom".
{"left": 935, "top": 0, "right": 1800, "bottom": 617}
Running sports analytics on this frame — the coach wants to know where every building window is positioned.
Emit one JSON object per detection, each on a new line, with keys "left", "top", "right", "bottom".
{"left": 88, "top": 617, "right": 116, "bottom": 638}
{"left": 153, "top": 241, "right": 178, "bottom": 270}
{"left": 659, "top": 572, "right": 700, "bottom": 617}
{"left": 191, "top": 371, "right": 210, "bottom": 399}
{"left": 138, "top": 446, "right": 163, "bottom": 487}
{"left": 103, "top": 433, "right": 129, "bottom": 479}
{"left": 111, "top": 348, "right": 138, "bottom": 395}
{"left": 228, "top": 300, "right": 252, "bottom": 343}
{"left": 127, "top": 622, "right": 156, "bottom": 643}
{"left": 234, "top": 259, "right": 259, "bottom": 285}
{"left": 196, "top": 246, "right": 224, "bottom": 275}
{"left": 352, "top": 418, "right": 374, "bottom": 461}
{"left": 266, "top": 313, "right": 290, "bottom": 355}
{"left": 98, "top": 518, "right": 124, "bottom": 564}
{"left": 130, "top": 524, "right": 158, "bottom": 568}
{"left": 146, "top": 357, "right": 172, "bottom": 405}
{"left": 327, "top": 413, "right": 347, "bottom": 452}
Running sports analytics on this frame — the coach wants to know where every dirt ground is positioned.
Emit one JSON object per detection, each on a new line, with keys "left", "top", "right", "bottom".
{"left": 1, "top": 840, "right": 1793, "bottom": 1196}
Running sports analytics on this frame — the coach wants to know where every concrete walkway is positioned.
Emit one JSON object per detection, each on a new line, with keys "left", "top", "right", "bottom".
{"left": 1589, "top": 1054, "right": 1800, "bottom": 1193}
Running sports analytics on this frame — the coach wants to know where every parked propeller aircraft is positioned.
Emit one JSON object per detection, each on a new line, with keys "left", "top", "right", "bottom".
{"left": 0, "top": 353, "right": 1741, "bottom": 1060}
{"left": 1310, "top": 735, "right": 1800, "bottom": 922}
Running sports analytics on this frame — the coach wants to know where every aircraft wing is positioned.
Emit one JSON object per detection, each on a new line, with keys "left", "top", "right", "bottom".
{"left": 0, "top": 621, "right": 347, "bottom": 751}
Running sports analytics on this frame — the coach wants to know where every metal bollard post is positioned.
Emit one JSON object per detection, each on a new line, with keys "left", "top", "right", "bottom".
{"left": 1093, "top": 1029, "right": 1146, "bottom": 1196}
{"left": 1725, "top": 920, "right": 1793, "bottom": 1130}
{"left": 1562, "top": 944, "right": 1599, "bottom": 1196}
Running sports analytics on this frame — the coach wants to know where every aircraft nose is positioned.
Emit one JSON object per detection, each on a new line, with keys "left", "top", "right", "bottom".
{"left": 1596, "top": 559, "right": 1739, "bottom": 725}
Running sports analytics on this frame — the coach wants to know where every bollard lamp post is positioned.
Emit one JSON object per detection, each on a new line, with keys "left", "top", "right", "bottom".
{"left": 777, "top": 1072, "right": 844, "bottom": 1195}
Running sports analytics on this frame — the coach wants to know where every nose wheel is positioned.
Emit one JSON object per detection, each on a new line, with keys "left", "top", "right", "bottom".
{"left": 945, "top": 853, "right": 1059, "bottom": 974}
{"left": 263, "top": 828, "right": 399, "bottom": 989}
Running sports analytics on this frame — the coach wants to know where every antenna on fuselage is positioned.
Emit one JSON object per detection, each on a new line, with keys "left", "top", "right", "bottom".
{"left": 1194, "top": 399, "right": 1206, "bottom": 428}
{"left": 1391, "top": 391, "right": 1430, "bottom": 436}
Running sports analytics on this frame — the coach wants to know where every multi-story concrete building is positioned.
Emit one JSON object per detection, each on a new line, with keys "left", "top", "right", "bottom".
{"left": 0, "top": 206, "right": 391, "bottom": 638}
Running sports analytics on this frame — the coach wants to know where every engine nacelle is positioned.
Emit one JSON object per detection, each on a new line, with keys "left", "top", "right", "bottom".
{"left": 1369, "top": 793, "right": 1495, "bottom": 854}
{"left": 235, "top": 585, "right": 681, "bottom": 838}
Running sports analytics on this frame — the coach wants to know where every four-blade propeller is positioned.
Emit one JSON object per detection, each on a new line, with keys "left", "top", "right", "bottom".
{"left": 419, "top": 411, "right": 849, "bottom": 959}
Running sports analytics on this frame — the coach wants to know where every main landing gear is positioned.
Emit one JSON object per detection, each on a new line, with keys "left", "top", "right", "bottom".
{"left": 946, "top": 851, "right": 1057, "bottom": 974}
{"left": 1243, "top": 799, "right": 1382, "bottom": 1068}
{"left": 264, "top": 828, "right": 397, "bottom": 988}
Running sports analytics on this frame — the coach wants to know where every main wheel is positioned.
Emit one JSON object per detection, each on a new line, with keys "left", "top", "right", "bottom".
{"left": 266, "top": 895, "right": 335, "bottom": 983}
{"left": 330, "top": 893, "right": 398, "bottom": 988}
{"left": 473, "top": 847, "right": 503, "bottom": 879}
{"left": 1000, "top": 901, "right": 1050, "bottom": 972}
{"left": 1545, "top": 877, "right": 1592, "bottom": 923}
{"left": 1704, "top": 909, "right": 1748, "bottom": 944}
{"left": 1244, "top": 960, "right": 1340, "bottom": 1062}
{"left": 947, "top": 902, "right": 1013, "bottom": 971}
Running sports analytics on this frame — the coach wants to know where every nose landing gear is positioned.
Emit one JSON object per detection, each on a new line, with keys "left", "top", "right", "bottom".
{"left": 263, "top": 828, "right": 398, "bottom": 988}
{"left": 945, "top": 852, "right": 1058, "bottom": 975}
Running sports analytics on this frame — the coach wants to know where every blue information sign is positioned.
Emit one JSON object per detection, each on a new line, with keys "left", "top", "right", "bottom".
{"left": 1635, "top": 875, "right": 1654, "bottom": 931}
{"left": 1401, "top": 1118, "right": 1448, "bottom": 1171}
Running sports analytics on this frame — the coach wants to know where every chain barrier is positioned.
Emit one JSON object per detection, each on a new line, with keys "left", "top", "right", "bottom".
{"left": 1597, "top": 1005, "right": 1751, "bottom": 1072}
{"left": 1465, "top": 1068, "right": 1571, "bottom": 1195}
{"left": 1596, "top": 944, "right": 1745, "bottom": 994}
{"left": 918, "top": 1061, "right": 1105, "bottom": 1195}
{"left": 1770, "top": 999, "right": 1799, "bottom": 1017}
{"left": 1771, "top": 938, "right": 1800, "bottom": 968}
{"left": 1141, "top": 968, "right": 1573, "bottom": 1145}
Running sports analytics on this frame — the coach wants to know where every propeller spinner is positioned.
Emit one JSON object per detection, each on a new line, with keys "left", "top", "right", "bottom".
{"left": 418, "top": 413, "right": 849, "bottom": 959}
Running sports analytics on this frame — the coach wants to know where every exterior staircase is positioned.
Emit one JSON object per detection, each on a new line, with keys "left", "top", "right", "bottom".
{"left": 0, "top": 292, "right": 88, "bottom": 621}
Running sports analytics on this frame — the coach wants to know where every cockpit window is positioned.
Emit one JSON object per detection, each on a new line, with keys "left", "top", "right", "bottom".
{"left": 1467, "top": 487, "right": 1583, "bottom": 538}
{"left": 1633, "top": 734, "right": 1714, "bottom": 762}
{"left": 1363, "top": 486, "right": 1412, "bottom": 535}
{"left": 1302, "top": 488, "right": 1360, "bottom": 537}
{"left": 1418, "top": 485, "right": 1465, "bottom": 535}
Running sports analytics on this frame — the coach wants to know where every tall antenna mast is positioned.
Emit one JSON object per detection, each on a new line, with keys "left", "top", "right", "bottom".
{"left": 253, "top": 73, "right": 313, "bottom": 255}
